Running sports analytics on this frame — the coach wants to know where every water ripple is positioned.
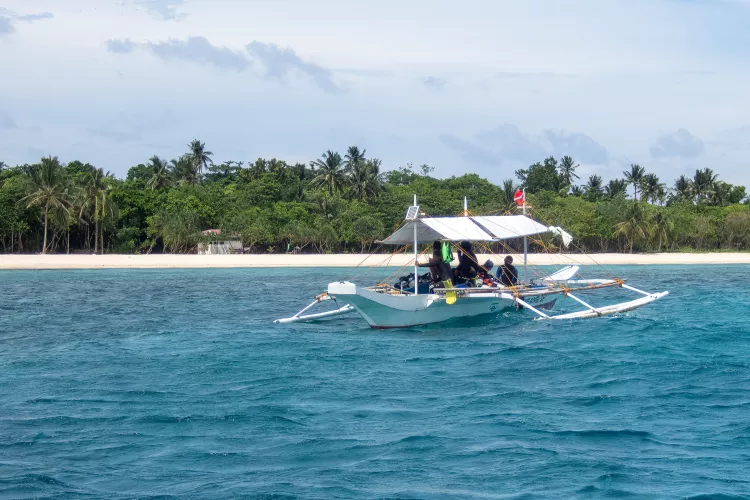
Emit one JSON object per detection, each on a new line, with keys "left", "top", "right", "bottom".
{"left": 1, "top": 265, "right": 749, "bottom": 499}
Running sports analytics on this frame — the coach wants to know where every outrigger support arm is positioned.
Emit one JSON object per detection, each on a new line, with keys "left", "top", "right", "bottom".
{"left": 504, "top": 293, "right": 551, "bottom": 319}
{"left": 497, "top": 282, "right": 669, "bottom": 321}
{"left": 621, "top": 284, "right": 653, "bottom": 297}
{"left": 539, "top": 291, "right": 669, "bottom": 321}
{"left": 274, "top": 293, "right": 355, "bottom": 324}
{"left": 565, "top": 292, "right": 601, "bottom": 315}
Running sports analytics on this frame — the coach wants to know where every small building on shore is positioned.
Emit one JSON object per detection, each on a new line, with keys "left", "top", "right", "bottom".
{"left": 197, "top": 229, "right": 243, "bottom": 255}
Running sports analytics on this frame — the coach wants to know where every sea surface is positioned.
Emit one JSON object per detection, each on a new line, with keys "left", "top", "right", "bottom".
{"left": 0, "top": 265, "right": 749, "bottom": 499}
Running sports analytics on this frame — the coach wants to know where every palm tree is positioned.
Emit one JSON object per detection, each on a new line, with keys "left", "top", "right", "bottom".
{"left": 656, "top": 186, "right": 667, "bottom": 205}
{"left": 501, "top": 179, "right": 516, "bottom": 207}
{"left": 80, "top": 168, "right": 117, "bottom": 254}
{"left": 711, "top": 180, "right": 732, "bottom": 206}
{"left": 673, "top": 175, "right": 692, "bottom": 201}
{"left": 50, "top": 203, "right": 78, "bottom": 254}
{"left": 584, "top": 174, "right": 603, "bottom": 201}
{"left": 693, "top": 168, "right": 718, "bottom": 203}
{"left": 605, "top": 179, "right": 628, "bottom": 199}
{"left": 171, "top": 156, "right": 199, "bottom": 185}
{"left": 187, "top": 139, "right": 213, "bottom": 181}
{"left": 344, "top": 146, "right": 367, "bottom": 172}
{"left": 570, "top": 185, "right": 584, "bottom": 197}
{"left": 558, "top": 155, "right": 580, "bottom": 189}
{"left": 623, "top": 164, "right": 645, "bottom": 200}
{"left": 348, "top": 161, "right": 370, "bottom": 201}
{"left": 146, "top": 156, "right": 172, "bottom": 190}
{"left": 290, "top": 162, "right": 308, "bottom": 202}
{"left": 365, "top": 159, "right": 384, "bottom": 198}
{"left": 614, "top": 202, "right": 650, "bottom": 253}
{"left": 21, "top": 156, "right": 71, "bottom": 254}
{"left": 349, "top": 158, "right": 383, "bottom": 201}
{"left": 640, "top": 173, "right": 666, "bottom": 204}
{"left": 651, "top": 211, "right": 672, "bottom": 251}
{"left": 68, "top": 192, "right": 87, "bottom": 253}
{"left": 345, "top": 146, "right": 373, "bottom": 200}
{"left": 311, "top": 150, "right": 346, "bottom": 196}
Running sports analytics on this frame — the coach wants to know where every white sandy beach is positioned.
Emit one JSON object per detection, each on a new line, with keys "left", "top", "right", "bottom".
{"left": 1, "top": 253, "right": 749, "bottom": 270}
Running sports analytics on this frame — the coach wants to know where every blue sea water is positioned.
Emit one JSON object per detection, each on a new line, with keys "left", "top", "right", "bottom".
{"left": 0, "top": 265, "right": 749, "bottom": 499}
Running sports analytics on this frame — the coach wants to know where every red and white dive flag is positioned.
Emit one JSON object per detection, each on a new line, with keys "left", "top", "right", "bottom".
{"left": 514, "top": 188, "right": 525, "bottom": 206}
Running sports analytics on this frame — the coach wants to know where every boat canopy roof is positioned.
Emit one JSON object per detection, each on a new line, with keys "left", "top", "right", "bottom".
{"left": 381, "top": 215, "right": 560, "bottom": 245}
{"left": 472, "top": 215, "right": 550, "bottom": 240}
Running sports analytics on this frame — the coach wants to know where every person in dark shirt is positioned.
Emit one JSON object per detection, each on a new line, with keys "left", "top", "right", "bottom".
{"left": 497, "top": 255, "right": 519, "bottom": 287}
{"left": 476, "top": 259, "right": 499, "bottom": 286}
{"left": 454, "top": 240, "right": 483, "bottom": 284}
{"left": 417, "top": 241, "right": 453, "bottom": 285}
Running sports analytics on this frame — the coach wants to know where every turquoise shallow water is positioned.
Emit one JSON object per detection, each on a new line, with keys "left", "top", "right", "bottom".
{"left": 1, "top": 265, "right": 749, "bottom": 499}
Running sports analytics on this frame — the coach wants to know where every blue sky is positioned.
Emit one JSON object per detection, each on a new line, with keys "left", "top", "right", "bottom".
{"left": 1, "top": 0, "right": 749, "bottom": 186}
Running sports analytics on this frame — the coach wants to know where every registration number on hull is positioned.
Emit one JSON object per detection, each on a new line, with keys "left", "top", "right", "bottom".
{"left": 522, "top": 294, "right": 549, "bottom": 305}
{"left": 488, "top": 295, "right": 554, "bottom": 313}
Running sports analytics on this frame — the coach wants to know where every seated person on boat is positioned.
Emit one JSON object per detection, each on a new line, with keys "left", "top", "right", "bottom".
{"left": 476, "top": 259, "right": 499, "bottom": 287}
{"left": 497, "top": 255, "right": 519, "bottom": 287}
{"left": 454, "top": 241, "right": 484, "bottom": 284}
{"left": 417, "top": 241, "right": 454, "bottom": 289}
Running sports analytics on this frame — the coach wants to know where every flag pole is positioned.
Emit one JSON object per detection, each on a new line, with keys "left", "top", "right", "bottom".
{"left": 522, "top": 188, "right": 528, "bottom": 284}
{"left": 413, "top": 194, "right": 418, "bottom": 296}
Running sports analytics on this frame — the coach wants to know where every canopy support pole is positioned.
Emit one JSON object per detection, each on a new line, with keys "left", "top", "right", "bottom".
{"left": 522, "top": 189, "right": 528, "bottom": 284}
{"left": 413, "top": 194, "right": 418, "bottom": 296}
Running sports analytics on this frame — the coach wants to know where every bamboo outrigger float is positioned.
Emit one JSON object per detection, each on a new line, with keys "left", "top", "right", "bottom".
{"left": 275, "top": 195, "right": 669, "bottom": 328}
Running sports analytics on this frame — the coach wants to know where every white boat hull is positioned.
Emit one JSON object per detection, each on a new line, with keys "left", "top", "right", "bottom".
{"left": 327, "top": 281, "right": 556, "bottom": 329}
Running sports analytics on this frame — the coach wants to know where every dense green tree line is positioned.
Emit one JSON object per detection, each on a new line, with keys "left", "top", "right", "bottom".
{"left": 1, "top": 143, "right": 749, "bottom": 254}
{"left": 518, "top": 156, "right": 749, "bottom": 252}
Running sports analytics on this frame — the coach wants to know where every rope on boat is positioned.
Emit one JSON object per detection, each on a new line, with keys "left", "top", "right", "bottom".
{"left": 418, "top": 206, "right": 567, "bottom": 296}
{"left": 523, "top": 202, "right": 622, "bottom": 284}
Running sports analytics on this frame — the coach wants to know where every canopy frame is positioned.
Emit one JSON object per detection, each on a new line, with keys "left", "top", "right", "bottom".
{"left": 380, "top": 214, "right": 560, "bottom": 246}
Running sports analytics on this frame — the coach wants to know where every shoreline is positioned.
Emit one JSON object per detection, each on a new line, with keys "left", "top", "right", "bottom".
{"left": 1, "top": 253, "right": 749, "bottom": 270}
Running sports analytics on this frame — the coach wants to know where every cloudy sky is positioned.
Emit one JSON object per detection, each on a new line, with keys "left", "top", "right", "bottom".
{"left": 1, "top": 0, "right": 749, "bottom": 186}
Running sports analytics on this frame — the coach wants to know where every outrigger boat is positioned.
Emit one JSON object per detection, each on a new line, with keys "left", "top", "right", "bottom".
{"left": 275, "top": 196, "right": 669, "bottom": 328}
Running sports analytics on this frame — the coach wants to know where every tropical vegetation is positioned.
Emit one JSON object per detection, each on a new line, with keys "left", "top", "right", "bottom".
{"left": 1, "top": 141, "right": 749, "bottom": 254}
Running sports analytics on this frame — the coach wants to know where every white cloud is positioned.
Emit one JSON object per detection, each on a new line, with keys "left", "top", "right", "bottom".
{"left": 0, "top": 7, "right": 52, "bottom": 37}
{"left": 106, "top": 36, "right": 344, "bottom": 93}
{"left": 108, "top": 36, "right": 249, "bottom": 71}
{"left": 650, "top": 129, "right": 704, "bottom": 159}
{"left": 0, "top": 0, "right": 749, "bottom": 185}
{"left": 125, "top": 0, "right": 187, "bottom": 21}
{"left": 246, "top": 41, "right": 344, "bottom": 94}
{"left": 442, "top": 125, "right": 607, "bottom": 168}
{"left": 542, "top": 130, "right": 608, "bottom": 164}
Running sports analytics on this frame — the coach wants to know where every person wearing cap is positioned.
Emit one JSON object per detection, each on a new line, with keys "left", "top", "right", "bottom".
{"left": 497, "top": 256, "right": 519, "bottom": 287}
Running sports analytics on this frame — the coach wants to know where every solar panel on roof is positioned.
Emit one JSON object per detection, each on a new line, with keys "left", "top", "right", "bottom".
{"left": 405, "top": 205, "right": 420, "bottom": 220}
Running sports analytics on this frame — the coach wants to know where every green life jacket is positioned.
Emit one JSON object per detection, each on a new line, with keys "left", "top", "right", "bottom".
{"left": 441, "top": 241, "right": 454, "bottom": 264}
